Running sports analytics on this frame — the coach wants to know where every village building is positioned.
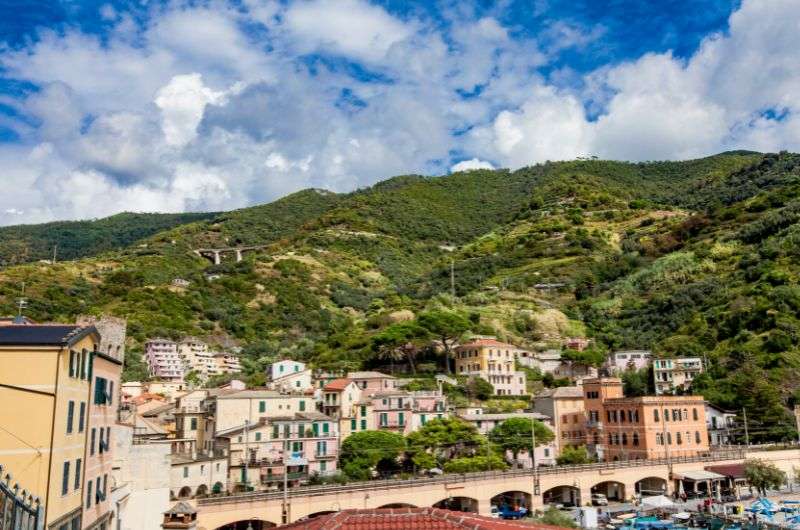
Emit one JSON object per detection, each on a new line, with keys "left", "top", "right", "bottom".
{"left": 454, "top": 338, "right": 527, "bottom": 396}
{"left": 653, "top": 357, "right": 704, "bottom": 395}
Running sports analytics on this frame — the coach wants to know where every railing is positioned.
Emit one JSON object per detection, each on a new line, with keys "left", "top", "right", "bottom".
{"left": 0, "top": 465, "right": 42, "bottom": 530}
{"left": 200, "top": 447, "right": 751, "bottom": 506}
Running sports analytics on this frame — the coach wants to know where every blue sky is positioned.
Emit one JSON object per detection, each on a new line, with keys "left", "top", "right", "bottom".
{"left": 0, "top": 0, "right": 796, "bottom": 225}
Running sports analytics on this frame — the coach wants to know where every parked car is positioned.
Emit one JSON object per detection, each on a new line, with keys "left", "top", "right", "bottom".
{"left": 591, "top": 494, "right": 609, "bottom": 506}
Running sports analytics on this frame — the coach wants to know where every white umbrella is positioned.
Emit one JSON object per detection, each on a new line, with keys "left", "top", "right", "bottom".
{"left": 642, "top": 495, "right": 676, "bottom": 509}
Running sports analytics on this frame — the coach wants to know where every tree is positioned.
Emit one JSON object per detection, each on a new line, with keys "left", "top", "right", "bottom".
{"left": 745, "top": 459, "right": 786, "bottom": 495}
{"left": 561, "top": 345, "right": 606, "bottom": 370}
{"left": 555, "top": 445, "right": 592, "bottom": 465}
{"left": 621, "top": 367, "right": 651, "bottom": 397}
{"left": 442, "top": 455, "right": 507, "bottom": 473}
{"left": 488, "top": 418, "right": 555, "bottom": 461}
{"left": 536, "top": 507, "right": 578, "bottom": 528}
{"left": 339, "top": 431, "right": 406, "bottom": 480}
{"left": 465, "top": 376, "right": 494, "bottom": 401}
{"left": 406, "top": 417, "right": 488, "bottom": 469}
{"left": 371, "top": 321, "right": 429, "bottom": 374}
{"left": 184, "top": 370, "right": 202, "bottom": 388}
{"left": 417, "top": 310, "right": 471, "bottom": 374}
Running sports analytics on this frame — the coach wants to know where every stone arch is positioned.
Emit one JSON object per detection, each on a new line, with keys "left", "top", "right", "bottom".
{"left": 490, "top": 491, "right": 531, "bottom": 516}
{"left": 196, "top": 484, "right": 209, "bottom": 497}
{"left": 378, "top": 503, "right": 417, "bottom": 508}
{"left": 178, "top": 486, "right": 193, "bottom": 499}
{"left": 543, "top": 485, "right": 581, "bottom": 507}
{"left": 591, "top": 481, "right": 626, "bottom": 502}
{"left": 433, "top": 496, "right": 478, "bottom": 512}
{"left": 635, "top": 476, "right": 668, "bottom": 496}
{"left": 212, "top": 481, "right": 225, "bottom": 494}
{"left": 213, "top": 520, "right": 277, "bottom": 530}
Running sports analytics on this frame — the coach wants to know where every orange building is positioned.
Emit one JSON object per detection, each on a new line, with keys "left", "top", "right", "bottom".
{"left": 583, "top": 378, "right": 709, "bottom": 461}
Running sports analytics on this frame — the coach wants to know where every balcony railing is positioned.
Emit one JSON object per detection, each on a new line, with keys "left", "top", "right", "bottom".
{"left": 315, "top": 451, "right": 337, "bottom": 459}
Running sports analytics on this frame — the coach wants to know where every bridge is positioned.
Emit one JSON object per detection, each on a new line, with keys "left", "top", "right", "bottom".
{"left": 193, "top": 246, "right": 268, "bottom": 265}
{"left": 195, "top": 448, "right": 800, "bottom": 530}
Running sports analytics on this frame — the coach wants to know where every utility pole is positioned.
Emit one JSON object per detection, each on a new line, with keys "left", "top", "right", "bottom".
{"left": 743, "top": 408, "right": 750, "bottom": 448}
{"left": 16, "top": 282, "right": 27, "bottom": 318}
{"left": 52, "top": 244, "right": 57, "bottom": 264}
{"left": 661, "top": 409, "right": 671, "bottom": 471}
{"left": 531, "top": 418, "right": 539, "bottom": 497}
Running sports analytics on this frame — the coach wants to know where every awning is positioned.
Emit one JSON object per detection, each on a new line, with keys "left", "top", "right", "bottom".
{"left": 673, "top": 470, "right": 726, "bottom": 481}
{"left": 705, "top": 463, "right": 746, "bottom": 479}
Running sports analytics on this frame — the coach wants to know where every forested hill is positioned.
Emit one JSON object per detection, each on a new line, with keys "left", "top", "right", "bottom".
{"left": 0, "top": 211, "right": 217, "bottom": 265}
{"left": 2, "top": 150, "right": 800, "bottom": 442}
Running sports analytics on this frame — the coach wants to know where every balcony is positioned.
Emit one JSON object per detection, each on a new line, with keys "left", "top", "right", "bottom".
{"left": 315, "top": 451, "right": 338, "bottom": 460}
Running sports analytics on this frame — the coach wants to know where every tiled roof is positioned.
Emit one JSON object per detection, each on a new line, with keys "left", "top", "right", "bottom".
{"left": 535, "top": 386, "right": 583, "bottom": 399}
{"left": 324, "top": 378, "right": 354, "bottom": 391}
{"left": 277, "top": 508, "right": 566, "bottom": 530}
{"left": 0, "top": 325, "right": 97, "bottom": 347}
{"left": 165, "top": 501, "right": 196, "bottom": 515}
{"left": 459, "top": 412, "right": 551, "bottom": 422}
{"left": 347, "top": 371, "right": 395, "bottom": 379}
{"left": 456, "top": 338, "right": 521, "bottom": 350}
{"left": 217, "top": 389, "right": 283, "bottom": 399}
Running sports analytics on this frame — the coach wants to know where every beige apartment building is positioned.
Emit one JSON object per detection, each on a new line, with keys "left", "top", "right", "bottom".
{"left": 653, "top": 357, "right": 704, "bottom": 395}
{"left": 454, "top": 338, "right": 527, "bottom": 395}
{"left": 0, "top": 324, "right": 101, "bottom": 530}
{"left": 533, "top": 386, "right": 585, "bottom": 452}
{"left": 209, "top": 390, "right": 313, "bottom": 434}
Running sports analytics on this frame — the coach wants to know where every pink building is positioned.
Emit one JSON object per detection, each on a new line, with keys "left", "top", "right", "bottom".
{"left": 373, "top": 390, "right": 448, "bottom": 434}
{"left": 347, "top": 371, "right": 398, "bottom": 392}
{"left": 144, "top": 338, "right": 184, "bottom": 381}
{"left": 82, "top": 350, "right": 122, "bottom": 529}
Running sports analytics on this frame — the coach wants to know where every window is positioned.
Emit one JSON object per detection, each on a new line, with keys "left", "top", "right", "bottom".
{"left": 380, "top": 413, "right": 388, "bottom": 426}
{"left": 74, "top": 459, "right": 82, "bottom": 490}
{"left": 91, "top": 428, "right": 96, "bottom": 455}
{"left": 106, "top": 427, "right": 111, "bottom": 451}
{"left": 421, "top": 414, "right": 427, "bottom": 425}
{"left": 80, "top": 350, "right": 86, "bottom": 379}
{"left": 632, "top": 433, "right": 639, "bottom": 446}
{"left": 183, "top": 466, "right": 189, "bottom": 478}
{"left": 108, "top": 381, "right": 114, "bottom": 404}
{"left": 320, "top": 461, "right": 327, "bottom": 472}
{"left": 350, "top": 419, "right": 357, "bottom": 431}
{"left": 259, "top": 401, "right": 266, "bottom": 413}
{"left": 695, "top": 431, "right": 701, "bottom": 444}
{"left": 398, "top": 412, "right": 404, "bottom": 426}
{"left": 360, "top": 419, "right": 367, "bottom": 430}
{"left": 672, "top": 409, "right": 679, "bottom": 421}
{"left": 692, "top": 408, "right": 699, "bottom": 421}
{"left": 69, "top": 351, "right": 76, "bottom": 377}
{"left": 62, "top": 461, "right": 70, "bottom": 495}
{"left": 299, "top": 401, "right": 306, "bottom": 412}
{"left": 663, "top": 409, "right": 669, "bottom": 422}
{"left": 94, "top": 377, "right": 108, "bottom": 405}
{"left": 95, "top": 477, "right": 101, "bottom": 503}
{"left": 283, "top": 425, "right": 290, "bottom": 438}
{"left": 255, "top": 432, "right": 261, "bottom": 441}
{"left": 78, "top": 402, "right": 85, "bottom": 433}
{"left": 190, "top": 418, "right": 198, "bottom": 430}
{"left": 622, "top": 433, "right": 628, "bottom": 445}
{"left": 676, "top": 432, "right": 682, "bottom": 445}
{"left": 67, "top": 401, "right": 75, "bottom": 434}
{"left": 360, "top": 406, "right": 367, "bottom": 417}
{"left": 667, "top": 432, "right": 672, "bottom": 444}
{"left": 99, "top": 429, "right": 104, "bottom": 454}
{"left": 544, "top": 448, "right": 550, "bottom": 457}
{"left": 86, "top": 480, "right": 93, "bottom": 508}
{"left": 273, "top": 425, "right": 279, "bottom": 439}
{"left": 323, "top": 422, "right": 329, "bottom": 434}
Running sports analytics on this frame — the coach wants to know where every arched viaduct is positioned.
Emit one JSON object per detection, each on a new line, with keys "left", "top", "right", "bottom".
{"left": 194, "top": 449, "right": 800, "bottom": 530}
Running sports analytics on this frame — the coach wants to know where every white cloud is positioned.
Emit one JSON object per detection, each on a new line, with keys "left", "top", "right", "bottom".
{"left": 1, "top": 0, "right": 800, "bottom": 226}
{"left": 450, "top": 158, "right": 495, "bottom": 172}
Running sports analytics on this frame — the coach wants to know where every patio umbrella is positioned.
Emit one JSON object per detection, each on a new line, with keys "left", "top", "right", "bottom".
{"left": 642, "top": 495, "right": 676, "bottom": 510}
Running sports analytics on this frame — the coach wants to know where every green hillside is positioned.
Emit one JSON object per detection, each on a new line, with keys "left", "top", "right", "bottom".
{"left": 3, "top": 150, "right": 800, "bottom": 441}
{"left": 0, "top": 211, "right": 217, "bottom": 265}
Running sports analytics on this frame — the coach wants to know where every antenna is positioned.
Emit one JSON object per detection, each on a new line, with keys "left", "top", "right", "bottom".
{"left": 16, "top": 282, "right": 27, "bottom": 318}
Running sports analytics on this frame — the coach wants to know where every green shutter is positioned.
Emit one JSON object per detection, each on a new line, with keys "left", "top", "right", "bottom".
{"left": 299, "top": 400, "right": 306, "bottom": 411}
{"left": 323, "top": 422, "right": 329, "bottom": 434}
{"left": 361, "top": 419, "right": 366, "bottom": 430}
{"left": 313, "top": 423, "right": 319, "bottom": 436}
{"left": 398, "top": 412, "right": 404, "bottom": 426}
{"left": 350, "top": 419, "right": 356, "bottom": 431}
{"left": 259, "top": 401, "right": 266, "bottom": 413}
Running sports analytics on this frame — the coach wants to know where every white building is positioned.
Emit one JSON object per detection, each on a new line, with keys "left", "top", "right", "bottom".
{"left": 606, "top": 350, "right": 652, "bottom": 373}
{"left": 110, "top": 424, "right": 171, "bottom": 530}
{"left": 456, "top": 410, "right": 557, "bottom": 466}
{"left": 270, "top": 360, "right": 307, "bottom": 381}
{"left": 170, "top": 454, "right": 229, "bottom": 499}
{"left": 268, "top": 360, "right": 312, "bottom": 392}
{"left": 705, "top": 402, "right": 737, "bottom": 446}
{"left": 653, "top": 357, "right": 704, "bottom": 395}
{"left": 144, "top": 338, "right": 184, "bottom": 381}
{"left": 213, "top": 352, "right": 243, "bottom": 375}
{"left": 178, "top": 337, "right": 217, "bottom": 379}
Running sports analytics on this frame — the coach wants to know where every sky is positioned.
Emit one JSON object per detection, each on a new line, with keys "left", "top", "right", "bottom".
{"left": 0, "top": 0, "right": 798, "bottom": 225}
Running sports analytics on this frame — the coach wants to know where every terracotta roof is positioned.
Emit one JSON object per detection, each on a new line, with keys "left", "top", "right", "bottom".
{"left": 456, "top": 338, "right": 521, "bottom": 350}
{"left": 324, "top": 378, "right": 354, "bottom": 391}
{"left": 132, "top": 393, "right": 167, "bottom": 405}
{"left": 705, "top": 463, "right": 746, "bottom": 479}
{"left": 278, "top": 508, "right": 566, "bottom": 530}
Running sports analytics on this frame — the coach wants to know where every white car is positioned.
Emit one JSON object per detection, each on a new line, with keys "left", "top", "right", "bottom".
{"left": 592, "top": 494, "right": 609, "bottom": 506}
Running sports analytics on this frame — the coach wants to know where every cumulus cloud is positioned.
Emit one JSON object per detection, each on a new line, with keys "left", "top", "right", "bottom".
{"left": 450, "top": 158, "right": 495, "bottom": 172}
{"left": 0, "top": 0, "right": 799, "bottom": 225}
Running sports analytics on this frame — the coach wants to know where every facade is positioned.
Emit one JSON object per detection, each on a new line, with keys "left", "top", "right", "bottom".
{"left": 144, "top": 339, "right": 184, "bottom": 382}
{"left": 178, "top": 338, "right": 216, "bottom": 380}
{"left": 454, "top": 339, "right": 527, "bottom": 396}
{"left": 606, "top": 350, "right": 652, "bottom": 373}
{"left": 81, "top": 350, "right": 122, "bottom": 530}
{"left": 346, "top": 371, "right": 398, "bottom": 392}
{"left": 533, "top": 386, "right": 585, "bottom": 453}
{"left": 268, "top": 360, "right": 312, "bottom": 392}
{"left": 170, "top": 454, "right": 229, "bottom": 499}
{"left": 518, "top": 349, "right": 562, "bottom": 374}
{"left": 321, "top": 379, "right": 373, "bottom": 439}
{"left": 373, "top": 391, "right": 448, "bottom": 434}
{"left": 456, "top": 411, "right": 557, "bottom": 466}
{"left": 110, "top": 424, "right": 171, "bottom": 530}
{"left": 210, "top": 390, "right": 312, "bottom": 434}
{"left": 653, "top": 357, "right": 704, "bottom": 395}
{"left": 0, "top": 324, "right": 101, "bottom": 530}
{"left": 583, "top": 378, "right": 709, "bottom": 461}
{"left": 218, "top": 413, "right": 338, "bottom": 491}
{"left": 705, "top": 402, "right": 736, "bottom": 446}
{"left": 212, "top": 353, "right": 242, "bottom": 375}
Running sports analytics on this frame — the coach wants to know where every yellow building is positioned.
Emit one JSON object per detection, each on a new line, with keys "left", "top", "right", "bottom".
{"left": 454, "top": 338, "right": 527, "bottom": 396}
{"left": 0, "top": 324, "right": 100, "bottom": 530}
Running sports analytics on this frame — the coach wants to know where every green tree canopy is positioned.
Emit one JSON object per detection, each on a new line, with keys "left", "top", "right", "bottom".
{"left": 442, "top": 455, "right": 507, "bottom": 473}
{"left": 561, "top": 345, "right": 606, "bottom": 368}
{"left": 417, "top": 310, "right": 471, "bottom": 374}
{"left": 488, "top": 417, "right": 555, "bottom": 459}
{"left": 745, "top": 459, "right": 787, "bottom": 495}
{"left": 339, "top": 431, "right": 406, "bottom": 480}
{"left": 555, "top": 445, "right": 592, "bottom": 465}
{"left": 371, "top": 321, "right": 429, "bottom": 374}
{"left": 406, "top": 417, "right": 488, "bottom": 469}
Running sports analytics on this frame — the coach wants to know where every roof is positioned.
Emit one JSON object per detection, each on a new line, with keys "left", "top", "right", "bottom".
{"left": 133, "top": 415, "right": 167, "bottom": 435}
{"left": 141, "top": 403, "right": 176, "bottom": 417}
{"left": 218, "top": 412, "right": 333, "bottom": 437}
{"left": 324, "top": 378, "right": 355, "bottom": 391}
{"left": 705, "top": 463, "right": 746, "bottom": 479}
{"left": 217, "top": 389, "right": 283, "bottom": 399}
{"left": 347, "top": 371, "right": 395, "bottom": 379}
{"left": 276, "top": 508, "right": 565, "bottom": 530}
{"left": 456, "top": 338, "right": 521, "bottom": 350}
{"left": 459, "top": 412, "right": 551, "bottom": 422}
{"left": 0, "top": 325, "right": 98, "bottom": 347}
{"left": 674, "top": 470, "right": 726, "bottom": 481}
{"left": 536, "top": 387, "right": 583, "bottom": 399}
{"left": 165, "top": 501, "right": 196, "bottom": 515}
